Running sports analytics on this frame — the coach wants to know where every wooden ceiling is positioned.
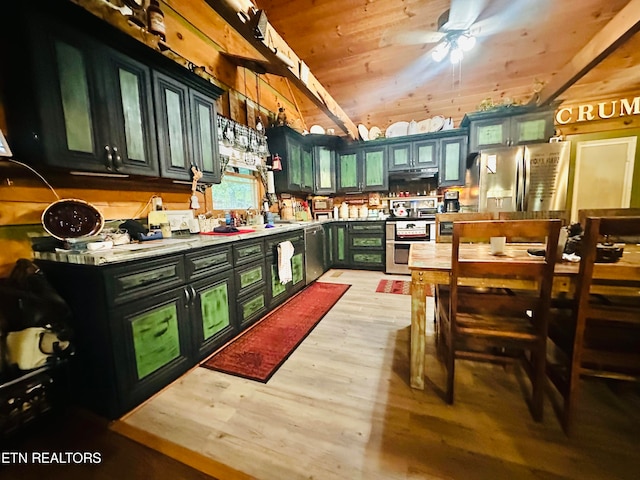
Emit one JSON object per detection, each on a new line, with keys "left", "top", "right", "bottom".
{"left": 250, "top": 0, "right": 640, "bottom": 135}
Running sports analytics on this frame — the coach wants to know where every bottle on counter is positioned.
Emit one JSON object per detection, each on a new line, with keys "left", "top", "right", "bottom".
{"left": 333, "top": 205, "right": 339, "bottom": 219}
{"left": 339, "top": 202, "right": 349, "bottom": 220}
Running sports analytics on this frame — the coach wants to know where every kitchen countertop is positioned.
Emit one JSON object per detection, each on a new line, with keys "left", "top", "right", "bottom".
{"left": 32, "top": 218, "right": 384, "bottom": 266}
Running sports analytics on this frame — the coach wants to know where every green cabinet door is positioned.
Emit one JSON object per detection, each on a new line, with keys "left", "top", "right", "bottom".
{"left": 362, "top": 146, "right": 388, "bottom": 192}
{"left": 302, "top": 146, "right": 314, "bottom": 192}
{"left": 332, "top": 223, "right": 349, "bottom": 266}
{"left": 388, "top": 143, "right": 412, "bottom": 171}
{"left": 338, "top": 151, "right": 359, "bottom": 192}
{"left": 314, "top": 145, "right": 336, "bottom": 194}
{"left": 190, "top": 89, "right": 221, "bottom": 184}
{"left": 191, "top": 271, "right": 236, "bottom": 360}
{"left": 438, "top": 135, "right": 467, "bottom": 187}
{"left": 289, "top": 142, "right": 303, "bottom": 189}
{"left": 154, "top": 71, "right": 192, "bottom": 179}
{"left": 412, "top": 139, "right": 438, "bottom": 168}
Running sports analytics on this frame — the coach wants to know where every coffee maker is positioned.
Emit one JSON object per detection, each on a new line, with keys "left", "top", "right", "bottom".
{"left": 443, "top": 190, "right": 460, "bottom": 213}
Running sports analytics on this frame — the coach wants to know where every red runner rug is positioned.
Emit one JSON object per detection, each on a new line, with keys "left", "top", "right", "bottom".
{"left": 376, "top": 279, "right": 432, "bottom": 296}
{"left": 202, "top": 282, "right": 351, "bottom": 382}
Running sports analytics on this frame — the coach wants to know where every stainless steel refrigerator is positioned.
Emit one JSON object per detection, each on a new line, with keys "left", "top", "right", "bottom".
{"left": 477, "top": 142, "right": 571, "bottom": 213}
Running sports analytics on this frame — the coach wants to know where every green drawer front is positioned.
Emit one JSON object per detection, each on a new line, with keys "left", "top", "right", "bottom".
{"left": 110, "top": 256, "right": 184, "bottom": 305}
{"left": 186, "top": 248, "right": 232, "bottom": 279}
{"left": 352, "top": 252, "right": 383, "bottom": 265}
{"left": 270, "top": 264, "right": 287, "bottom": 299}
{"left": 350, "top": 223, "right": 384, "bottom": 233}
{"left": 351, "top": 236, "right": 383, "bottom": 248}
{"left": 239, "top": 265, "right": 264, "bottom": 290}
{"left": 234, "top": 241, "right": 264, "bottom": 265}
{"left": 200, "top": 282, "right": 230, "bottom": 341}
{"left": 241, "top": 293, "right": 265, "bottom": 323}
{"left": 266, "top": 234, "right": 304, "bottom": 254}
{"left": 292, "top": 252, "right": 304, "bottom": 285}
{"left": 131, "top": 304, "right": 181, "bottom": 380}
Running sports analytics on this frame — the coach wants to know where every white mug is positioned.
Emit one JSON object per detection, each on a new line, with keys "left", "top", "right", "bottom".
{"left": 490, "top": 236, "right": 506, "bottom": 255}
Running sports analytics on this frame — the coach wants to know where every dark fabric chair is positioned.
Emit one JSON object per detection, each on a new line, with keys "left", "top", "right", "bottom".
{"left": 547, "top": 216, "right": 640, "bottom": 435}
{"left": 436, "top": 219, "right": 561, "bottom": 421}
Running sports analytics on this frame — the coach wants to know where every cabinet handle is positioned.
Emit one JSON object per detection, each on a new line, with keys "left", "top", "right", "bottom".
{"left": 113, "top": 146, "right": 123, "bottom": 171}
{"left": 190, "top": 286, "right": 197, "bottom": 304}
{"left": 104, "top": 145, "right": 113, "bottom": 171}
{"left": 184, "top": 287, "right": 191, "bottom": 305}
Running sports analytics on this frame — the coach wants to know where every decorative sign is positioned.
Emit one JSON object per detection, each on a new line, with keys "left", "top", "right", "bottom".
{"left": 556, "top": 97, "right": 640, "bottom": 124}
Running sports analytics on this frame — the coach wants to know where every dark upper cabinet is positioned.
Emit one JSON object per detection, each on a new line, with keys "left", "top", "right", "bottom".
{"left": 337, "top": 144, "right": 388, "bottom": 193}
{"left": 6, "top": 16, "right": 158, "bottom": 176}
{"left": 266, "top": 127, "right": 314, "bottom": 193}
{"left": 154, "top": 72, "right": 192, "bottom": 180}
{"left": 154, "top": 72, "right": 222, "bottom": 183}
{"left": 463, "top": 107, "right": 555, "bottom": 152}
{"left": 313, "top": 145, "right": 336, "bottom": 194}
{"left": 438, "top": 134, "right": 468, "bottom": 187}
{"left": 4, "top": 1, "right": 222, "bottom": 180}
{"left": 190, "top": 90, "right": 221, "bottom": 184}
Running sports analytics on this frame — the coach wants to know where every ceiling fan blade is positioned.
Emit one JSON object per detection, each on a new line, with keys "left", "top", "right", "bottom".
{"left": 380, "top": 30, "right": 444, "bottom": 48}
{"left": 445, "top": 0, "right": 489, "bottom": 30}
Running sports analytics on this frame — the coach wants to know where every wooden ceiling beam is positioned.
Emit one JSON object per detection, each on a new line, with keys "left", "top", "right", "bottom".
{"left": 535, "top": 0, "right": 640, "bottom": 107}
{"left": 204, "top": 0, "right": 358, "bottom": 139}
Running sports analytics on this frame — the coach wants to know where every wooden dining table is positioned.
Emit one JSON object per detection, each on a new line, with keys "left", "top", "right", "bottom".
{"left": 407, "top": 242, "right": 640, "bottom": 390}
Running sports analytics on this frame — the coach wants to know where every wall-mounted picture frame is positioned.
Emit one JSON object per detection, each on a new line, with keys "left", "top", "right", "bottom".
{"left": 0, "top": 129, "right": 12, "bottom": 157}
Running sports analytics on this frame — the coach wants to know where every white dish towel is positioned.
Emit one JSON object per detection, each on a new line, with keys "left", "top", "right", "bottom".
{"left": 277, "top": 241, "right": 295, "bottom": 284}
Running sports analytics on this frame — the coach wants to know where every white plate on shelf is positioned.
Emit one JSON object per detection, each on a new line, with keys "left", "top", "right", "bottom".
{"left": 408, "top": 120, "right": 419, "bottom": 135}
{"left": 385, "top": 121, "right": 409, "bottom": 138}
{"left": 429, "top": 115, "right": 445, "bottom": 132}
{"left": 309, "top": 124, "right": 325, "bottom": 134}
{"left": 368, "top": 126, "right": 382, "bottom": 140}
{"left": 358, "top": 124, "right": 369, "bottom": 141}
{"left": 417, "top": 119, "right": 431, "bottom": 133}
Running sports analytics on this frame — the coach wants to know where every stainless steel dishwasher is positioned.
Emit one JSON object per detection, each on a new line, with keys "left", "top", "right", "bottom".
{"left": 304, "top": 224, "right": 325, "bottom": 284}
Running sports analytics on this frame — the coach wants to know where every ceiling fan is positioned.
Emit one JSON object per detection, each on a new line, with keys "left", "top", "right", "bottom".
{"left": 380, "top": 0, "right": 489, "bottom": 63}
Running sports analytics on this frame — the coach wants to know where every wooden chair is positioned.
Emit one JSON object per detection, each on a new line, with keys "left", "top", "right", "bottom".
{"left": 435, "top": 212, "right": 495, "bottom": 243}
{"left": 577, "top": 208, "right": 640, "bottom": 228}
{"left": 546, "top": 216, "right": 640, "bottom": 435}
{"left": 436, "top": 219, "right": 561, "bottom": 421}
{"left": 498, "top": 210, "right": 571, "bottom": 225}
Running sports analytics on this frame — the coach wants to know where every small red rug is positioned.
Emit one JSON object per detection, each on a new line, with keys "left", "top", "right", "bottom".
{"left": 376, "top": 279, "right": 432, "bottom": 296}
{"left": 202, "top": 282, "right": 350, "bottom": 382}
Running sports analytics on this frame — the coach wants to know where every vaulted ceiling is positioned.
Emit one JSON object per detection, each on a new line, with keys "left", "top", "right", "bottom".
{"left": 250, "top": 0, "right": 640, "bottom": 136}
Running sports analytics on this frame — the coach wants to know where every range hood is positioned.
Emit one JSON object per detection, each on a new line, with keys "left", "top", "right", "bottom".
{"left": 388, "top": 167, "right": 438, "bottom": 181}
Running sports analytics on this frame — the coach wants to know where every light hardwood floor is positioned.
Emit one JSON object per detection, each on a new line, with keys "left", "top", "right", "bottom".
{"left": 114, "top": 269, "right": 640, "bottom": 480}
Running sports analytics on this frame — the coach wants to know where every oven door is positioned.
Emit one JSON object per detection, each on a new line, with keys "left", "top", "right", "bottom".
{"left": 385, "top": 222, "right": 434, "bottom": 275}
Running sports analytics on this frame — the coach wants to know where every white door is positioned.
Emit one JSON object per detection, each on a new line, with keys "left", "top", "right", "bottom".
{"left": 571, "top": 137, "right": 637, "bottom": 222}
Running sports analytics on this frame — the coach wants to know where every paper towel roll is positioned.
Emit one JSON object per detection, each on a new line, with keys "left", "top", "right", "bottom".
{"left": 267, "top": 170, "right": 276, "bottom": 194}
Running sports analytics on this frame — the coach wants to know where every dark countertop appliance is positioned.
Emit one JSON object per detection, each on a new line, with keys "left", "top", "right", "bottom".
{"left": 443, "top": 190, "right": 460, "bottom": 213}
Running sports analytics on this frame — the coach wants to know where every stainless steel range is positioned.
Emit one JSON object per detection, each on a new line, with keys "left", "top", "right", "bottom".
{"left": 385, "top": 217, "right": 435, "bottom": 275}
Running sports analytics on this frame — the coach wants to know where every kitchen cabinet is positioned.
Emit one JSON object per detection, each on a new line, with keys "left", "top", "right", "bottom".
{"left": 5, "top": 1, "right": 223, "bottom": 180}
{"left": 463, "top": 107, "right": 555, "bottom": 152}
{"left": 313, "top": 145, "right": 336, "bottom": 194}
{"left": 337, "top": 144, "right": 388, "bottom": 193}
{"left": 35, "top": 254, "right": 193, "bottom": 419}
{"left": 438, "top": 134, "right": 468, "bottom": 187}
{"left": 154, "top": 72, "right": 221, "bottom": 183}
{"left": 185, "top": 245, "right": 236, "bottom": 361}
{"left": 7, "top": 13, "right": 159, "bottom": 176}
{"left": 327, "top": 222, "right": 350, "bottom": 267}
{"left": 266, "top": 127, "right": 314, "bottom": 193}
{"left": 265, "top": 231, "right": 306, "bottom": 308}
{"left": 348, "top": 222, "right": 385, "bottom": 270}
{"left": 233, "top": 239, "right": 268, "bottom": 328}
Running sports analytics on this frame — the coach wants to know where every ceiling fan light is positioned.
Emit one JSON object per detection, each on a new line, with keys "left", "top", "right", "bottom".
{"left": 450, "top": 47, "right": 463, "bottom": 64}
{"left": 431, "top": 41, "right": 450, "bottom": 62}
{"left": 458, "top": 34, "right": 476, "bottom": 52}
